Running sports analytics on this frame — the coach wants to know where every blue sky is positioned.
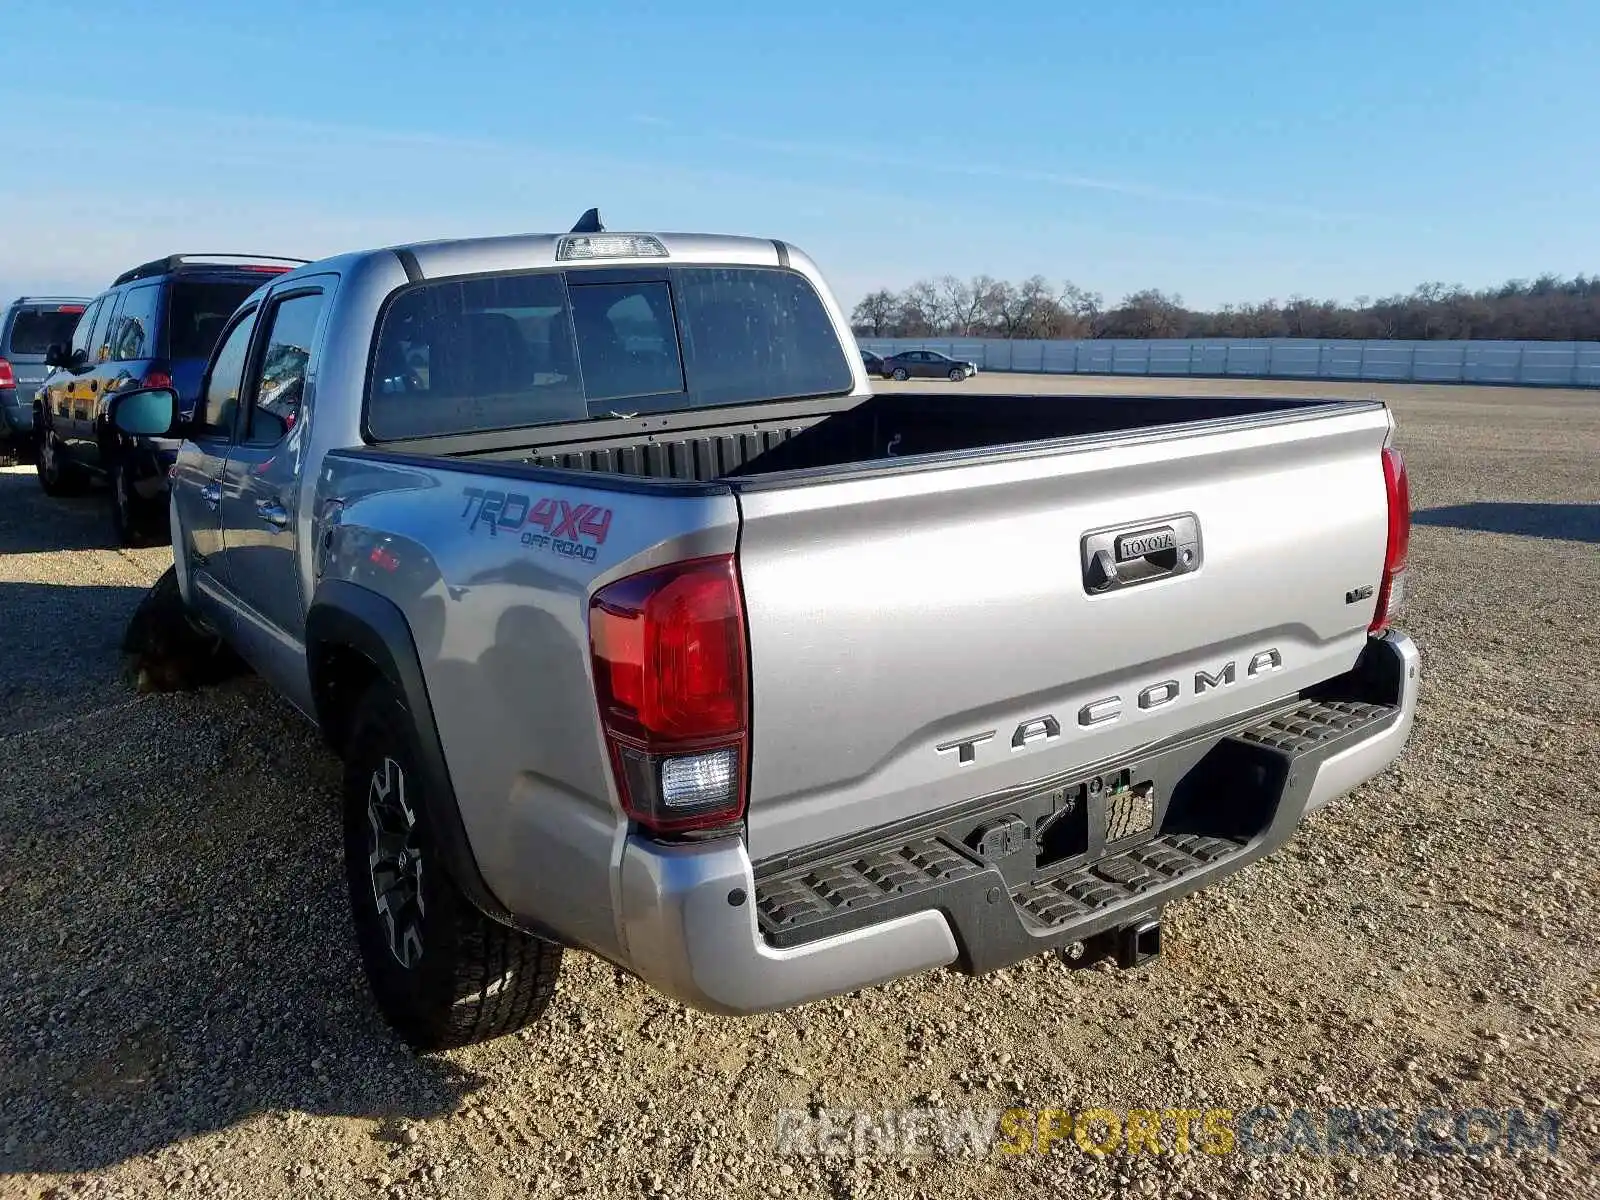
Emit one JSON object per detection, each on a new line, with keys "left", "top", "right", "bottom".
{"left": 3, "top": 0, "right": 1598, "bottom": 313}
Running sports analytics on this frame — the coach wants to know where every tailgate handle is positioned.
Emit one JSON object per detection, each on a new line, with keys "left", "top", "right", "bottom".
{"left": 1082, "top": 513, "right": 1202, "bottom": 595}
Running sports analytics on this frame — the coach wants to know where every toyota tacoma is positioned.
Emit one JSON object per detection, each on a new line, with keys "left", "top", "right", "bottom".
{"left": 111, "top": 213, "right": 1420, "bottom": 1051}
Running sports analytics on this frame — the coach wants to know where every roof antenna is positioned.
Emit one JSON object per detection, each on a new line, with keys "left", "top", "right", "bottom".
{"left": 571, "top": 208, "right": 604, "bottom": 234}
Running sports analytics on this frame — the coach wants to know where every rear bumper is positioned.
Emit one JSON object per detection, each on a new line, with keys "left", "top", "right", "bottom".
{"left": 0, "top": 388, "right": 29, "bottom": 436}
{"left": 619, "top": 836, "right": 960, "bottom": 1017}
{"left": 616, "top": 630, "right": 1419, "bottom": 1016}
{"left": 1304, "top": 630, "right": 1419, "bottom": 812}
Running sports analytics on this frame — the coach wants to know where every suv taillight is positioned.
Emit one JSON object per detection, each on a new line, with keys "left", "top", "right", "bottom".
{"left": 589, "top": 555, "right": 750, "bottom": 836}
{"left": 142, "top": 363, "right": 173, "bottom": 390}
{"left": 0, "top": 358, "right": 14, "bottom": 390}
{"left": 1369, "top": 446, "right": 1410, "bottom": 635}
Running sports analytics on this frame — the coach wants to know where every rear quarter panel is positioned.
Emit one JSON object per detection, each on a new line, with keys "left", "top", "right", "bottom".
{"left": 315, "top": 452, "right": 740, "bottom": 960}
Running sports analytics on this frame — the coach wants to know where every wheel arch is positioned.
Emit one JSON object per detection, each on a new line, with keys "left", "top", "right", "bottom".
{"left": 306, "top": 580, "right": 518, "bottom": 928}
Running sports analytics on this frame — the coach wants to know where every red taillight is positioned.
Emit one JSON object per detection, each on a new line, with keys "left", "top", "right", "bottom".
{"left": 57, "top": 305, "right": 85, "bottom": 314}
{"left": 589, "top": 555, "right": 749, "bottom": 835}
{"left": 0, "top": 358, "right": 14, "bottom": 390}
{"left": 1369, "top": 446, "right": 1410, "bottom": 635}
{"left": 142, "top": 366, "right": 173, "bottom": 390}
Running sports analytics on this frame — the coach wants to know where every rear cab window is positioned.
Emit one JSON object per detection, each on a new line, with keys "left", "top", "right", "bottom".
{"left": 567, "top": 280, "right": 684, "bottom": 405}
{"left": 673, "top": 267, "right": 854, "bottom": 407}
{"left": 365, "top": 265, "right": 852, "bottom": 441}
{"left": 4, "top": 305, "right": 87, "bottom": 357}
{"left": 370, "top": 272, "right": 587, "bottom": 441}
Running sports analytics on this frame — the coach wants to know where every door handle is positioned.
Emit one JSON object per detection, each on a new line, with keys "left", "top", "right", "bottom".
{"left": 200, "top": 482, "right": 221, "bottom": 511}
{"left": 256, "top": 498, "right": 290, "bottom": 529}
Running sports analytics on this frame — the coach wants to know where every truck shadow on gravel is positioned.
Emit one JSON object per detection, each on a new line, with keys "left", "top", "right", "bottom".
{"left": 0, "top": 669, "right": 486, "bottom": 1177}
{"left": 1414, "top": 501, "right": 1600, "bottom": 543}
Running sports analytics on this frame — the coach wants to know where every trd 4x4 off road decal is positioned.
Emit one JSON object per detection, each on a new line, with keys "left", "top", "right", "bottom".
{"left": 459, "top": 487, "right": 613, "bottom": 562}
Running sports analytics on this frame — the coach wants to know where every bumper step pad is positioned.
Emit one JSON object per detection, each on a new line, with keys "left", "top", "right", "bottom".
{"left": 1234, "top": 698, "right": 1391, "bottom": 755}
{"left": 1010, "top": 833, "right": 1244, "bottom": 929}
{"left": 756, "top": 837, "right": 982, "bottom": 941}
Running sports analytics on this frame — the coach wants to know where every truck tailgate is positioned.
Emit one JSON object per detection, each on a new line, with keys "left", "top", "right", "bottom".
{"left": 732, "top": 402, "right": 1396, "bottom": 861}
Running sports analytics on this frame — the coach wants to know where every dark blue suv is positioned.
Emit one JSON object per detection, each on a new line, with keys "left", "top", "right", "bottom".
{"left": 36, "top": 253, "right": 306, "bottom": 544}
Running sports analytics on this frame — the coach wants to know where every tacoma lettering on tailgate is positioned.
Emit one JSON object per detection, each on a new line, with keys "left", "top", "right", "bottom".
{"left": 936, "top": 648, "right": 1283, "bottom": 768}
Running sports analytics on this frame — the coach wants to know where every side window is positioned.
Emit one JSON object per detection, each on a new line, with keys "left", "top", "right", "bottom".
{"left": 69, "top": 299, "right": 103, "bottom": 359}
{"left": 200, "top": 310, "right": 258, "bottom": 438}
{"left": 85, "top": 292, "right": 121, "bottom": 363}
{"left": 244, "top": 292, "right": 326, "bottom": 445}
{"left": 110, "top": 285, "right": 162, "bottom": 362}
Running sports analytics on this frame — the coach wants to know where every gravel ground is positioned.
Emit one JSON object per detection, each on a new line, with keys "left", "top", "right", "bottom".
{"left": 1, "top": 377, "right": 1597, "bottom": 1200}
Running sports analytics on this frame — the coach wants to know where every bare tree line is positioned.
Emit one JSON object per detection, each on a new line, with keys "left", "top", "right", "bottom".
{"left": 851, "top": 274, "right": 1600, "bottom": 341}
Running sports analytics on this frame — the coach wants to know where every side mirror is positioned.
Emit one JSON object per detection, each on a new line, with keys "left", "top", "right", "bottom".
{"left": 43, "top": 342, "right": 69, "bottom": 367}
{"left": 109, "top": 386, "right": 182, "bottom": 438}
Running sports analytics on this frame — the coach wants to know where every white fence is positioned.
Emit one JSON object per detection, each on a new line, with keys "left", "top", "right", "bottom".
{"left": 855, "top": 337, "right": 1600, "bottom": 388}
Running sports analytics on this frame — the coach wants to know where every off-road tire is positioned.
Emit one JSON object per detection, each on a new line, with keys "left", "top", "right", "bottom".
{"left": 342, "top": 679, "right": 563, "bottom": 1052}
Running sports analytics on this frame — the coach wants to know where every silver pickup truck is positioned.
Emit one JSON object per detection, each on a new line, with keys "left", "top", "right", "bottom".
{"left": 111, "top": 216, "right": 1419, "bottom": 1052}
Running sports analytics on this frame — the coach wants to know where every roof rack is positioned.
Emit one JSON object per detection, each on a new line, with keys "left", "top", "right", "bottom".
{"left": 112, "top": 253, "right": 312, "bottom": 287}
{"left": 9, "top": 295, "right": 92, "bottom": 306}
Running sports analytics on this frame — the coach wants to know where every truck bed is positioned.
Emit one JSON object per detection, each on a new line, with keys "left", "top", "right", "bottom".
{"left": 374, "top": 391, "right": 1348, "bottom": 484}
